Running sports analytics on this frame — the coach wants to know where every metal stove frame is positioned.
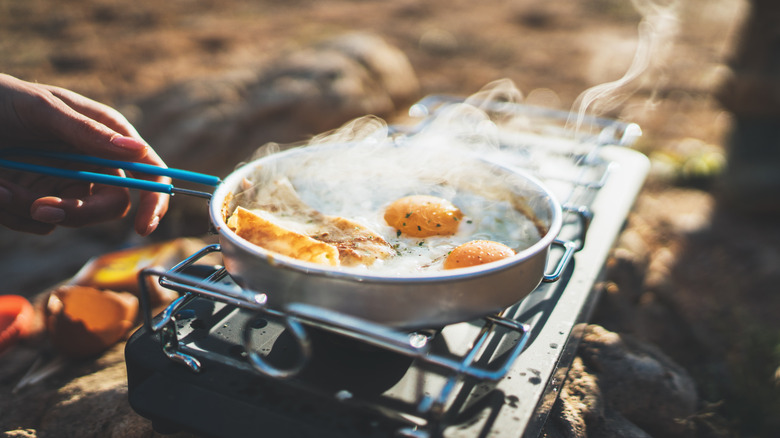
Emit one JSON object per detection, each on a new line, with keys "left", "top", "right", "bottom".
{"left": 125, "top": 98, "right": 649, "bottom": 437}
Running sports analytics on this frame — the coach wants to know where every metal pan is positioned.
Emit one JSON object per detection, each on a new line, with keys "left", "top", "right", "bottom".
{"left": 210, "top": 141, "right": 566, "bottom": 329}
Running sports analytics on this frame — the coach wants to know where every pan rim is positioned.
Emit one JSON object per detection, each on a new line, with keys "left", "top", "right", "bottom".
{"left": 210, "top": 142, "right": 562, "bottom": 284}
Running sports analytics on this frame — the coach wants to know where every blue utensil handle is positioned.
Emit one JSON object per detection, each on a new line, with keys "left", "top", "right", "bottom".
{"left": 0, "top": 149, "right": 221, "bottom": 187}
{"left": 0, "top": 159, "right": 176, "bottom": 194}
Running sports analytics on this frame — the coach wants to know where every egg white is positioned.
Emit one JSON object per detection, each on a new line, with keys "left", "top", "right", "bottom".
{"left": 335, "top": 191, "right": 540, "bottom": 275}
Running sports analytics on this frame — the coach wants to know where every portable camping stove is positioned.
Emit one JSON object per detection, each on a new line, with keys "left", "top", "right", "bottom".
{"left": 125, "top": 98, "right": 649, "bottom": 437}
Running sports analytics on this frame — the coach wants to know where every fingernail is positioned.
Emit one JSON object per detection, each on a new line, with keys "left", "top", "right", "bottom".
{"left": 0, "top": 186, "right": 11, "bottom": 205}
{"left": 110, "top": 135, "right": 148, "bottom": 153}
{"left": 31, "top": 206, "right": 66, "bottom": 223}
{"left": 143, "top": 215, "right": 160, "bottom": 236}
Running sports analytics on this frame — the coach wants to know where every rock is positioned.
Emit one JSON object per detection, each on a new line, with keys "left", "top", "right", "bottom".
{"left": 135, "top": 32, "right": 419, "bottom": 179}
{"left": 581, "top": 326, "right": 697, "bottom": 435}
{"left": 19, "top": 346, "right": 136, "bottom": 437}
{"left": 546, "top": 357, "right": 603, "bottom": 438}
{"left": 317, "top": 33, "right": 420, "bottom": 105}
{"left": 543, "top": 325, "right": 698, "bottom": 437}
{"left": 3, "top": 344, "right": 196, "bottom": 438}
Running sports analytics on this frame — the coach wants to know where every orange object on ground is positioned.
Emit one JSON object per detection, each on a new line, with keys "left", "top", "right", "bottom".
{"left": 45, "top": 286, "right": 139, "bottom": 358}
{"left": 0, "top": 294, "right": 35, "bottom": 354}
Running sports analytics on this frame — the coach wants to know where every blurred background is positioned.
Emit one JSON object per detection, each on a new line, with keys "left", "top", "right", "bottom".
{"left": 1, "top": 0, "right": 778, "bottom": 436}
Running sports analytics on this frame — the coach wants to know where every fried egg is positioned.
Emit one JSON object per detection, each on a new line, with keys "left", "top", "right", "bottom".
{"left": 443, "top": 240, "right": 515, "bottom": 270}
{"left": 372, "top": 191, "right": 539, "bottom": 273}
{"left": 384, "top": 195, "right": 464, "bottom": 238}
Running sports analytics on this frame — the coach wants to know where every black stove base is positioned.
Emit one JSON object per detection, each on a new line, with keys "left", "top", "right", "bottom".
{"left": 126, "top": 318, "right": 415, "bottom": 438}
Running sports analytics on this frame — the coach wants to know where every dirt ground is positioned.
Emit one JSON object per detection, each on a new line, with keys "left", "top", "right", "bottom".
{"left": 1, "top": 0, "right": 779, "bottom": 436}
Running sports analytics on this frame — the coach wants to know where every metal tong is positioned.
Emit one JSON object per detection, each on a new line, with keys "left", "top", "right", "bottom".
{"left": 0, "top": 148, "right": 220, "bottom": 198}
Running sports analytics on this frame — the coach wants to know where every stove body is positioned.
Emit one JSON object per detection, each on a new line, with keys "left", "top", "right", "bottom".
{"left": 125, "top": 100, "right": 649, "bottom": 437}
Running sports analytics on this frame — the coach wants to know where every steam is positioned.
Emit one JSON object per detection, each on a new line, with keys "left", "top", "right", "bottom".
{"left": 307, "top": 115, "right": 390, "bottom": 146}
{"left": 234, "top": 0, "right": 685, "bottom": 230}
{"left": 568, "top": 0, "right": 681, "bottom": 135}
{"left": 244, "top": 127, "right": 538, "bottom": 219}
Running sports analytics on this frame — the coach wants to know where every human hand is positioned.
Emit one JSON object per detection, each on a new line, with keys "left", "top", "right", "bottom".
{"left": 0, "top": 74, "right": 169, "bottom": 236}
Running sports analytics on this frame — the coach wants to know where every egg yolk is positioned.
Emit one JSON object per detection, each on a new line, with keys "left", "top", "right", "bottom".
{"left": 443, "top": 240, "right": 515, "bottom": 270}
{"left": 384, "top": 195, "right": 464, "bottom": 238}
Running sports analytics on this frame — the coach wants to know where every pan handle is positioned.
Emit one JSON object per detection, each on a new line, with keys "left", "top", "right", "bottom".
{"left": 543, "top": 204, "right": 591, "bottom": 283}
{"left": 0, "top": 149, "right": 220, "bottom": 198}
{"left": 542, "top": 239, "right": 578, "bottom": 283}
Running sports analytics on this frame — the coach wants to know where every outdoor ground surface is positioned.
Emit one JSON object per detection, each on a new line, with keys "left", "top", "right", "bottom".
{"left": 2, "top": 0, "right": 779, "bottom": 436}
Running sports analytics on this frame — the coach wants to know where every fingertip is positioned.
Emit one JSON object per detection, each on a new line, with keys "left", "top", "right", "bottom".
{"left": 110, "top": 135, "right": 149, "bottom": 158}
{"left": 137, "top": 214, "right": 160, "bottom": 237}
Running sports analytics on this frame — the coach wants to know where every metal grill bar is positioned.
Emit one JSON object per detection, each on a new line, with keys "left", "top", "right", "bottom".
{"left": 138, "top": 252, "right": 533, "bottom": 383}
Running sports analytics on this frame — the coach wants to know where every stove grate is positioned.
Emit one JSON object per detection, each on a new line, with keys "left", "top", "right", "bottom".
{"left": 126, "top": 98, "right": 645, "bottom": 437}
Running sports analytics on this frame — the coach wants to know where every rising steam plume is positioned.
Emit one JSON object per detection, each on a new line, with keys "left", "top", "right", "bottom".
{"left": 568, "top": 0, "right": 681, "bottom": 135}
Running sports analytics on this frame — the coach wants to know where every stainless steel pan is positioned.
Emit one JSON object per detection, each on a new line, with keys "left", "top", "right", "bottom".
{"left": 209, "top": 141, "right": 566, "bottom": 329}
